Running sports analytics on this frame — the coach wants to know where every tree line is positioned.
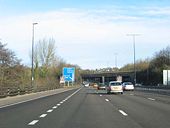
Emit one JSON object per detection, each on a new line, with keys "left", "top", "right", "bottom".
{"left": 120, "top": 46, "right": 170, "bottom": 85}
{"left": 0, "top": 42, "right": 27, "bottom": 88}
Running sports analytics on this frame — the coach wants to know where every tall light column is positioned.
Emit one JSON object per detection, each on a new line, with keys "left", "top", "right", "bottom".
{"left": 114, "top": 53, "right": 118, "bottom": 68}
{"left": 127, "top": 34, "right": 140, "bottom": 85}
{"left": 31, "top": 23, "right": 38, "bottom": 88}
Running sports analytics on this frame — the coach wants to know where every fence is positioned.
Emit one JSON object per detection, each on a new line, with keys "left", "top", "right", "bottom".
{"left": 0, "top": 85, "right": 61, "bottom": 98}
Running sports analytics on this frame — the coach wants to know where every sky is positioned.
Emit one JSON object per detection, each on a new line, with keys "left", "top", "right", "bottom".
{"left": 0, "top": 0, "right": 170, "bottom": 69}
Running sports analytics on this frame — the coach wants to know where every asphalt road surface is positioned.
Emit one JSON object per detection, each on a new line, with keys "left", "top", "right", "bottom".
{"left": 1, "top": 86, "right": 170, "bottom": 128}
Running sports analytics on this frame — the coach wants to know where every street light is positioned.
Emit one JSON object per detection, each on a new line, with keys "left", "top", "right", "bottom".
{"left": 114, "top": 53, "right": 118, "bottom": 68}
{"left": 127, "top": 34, "right": 140, "bottom": 86}
{"left": 31, "top": 23, "right": 38, "bottom": 88}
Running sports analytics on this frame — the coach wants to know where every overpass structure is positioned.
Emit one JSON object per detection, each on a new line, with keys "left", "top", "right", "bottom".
{"left": 81, "top": 71, "right": 134, "bottom": 84}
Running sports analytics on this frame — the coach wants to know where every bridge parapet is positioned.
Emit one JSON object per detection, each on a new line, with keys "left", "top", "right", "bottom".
{"left": 81, "top": 71, "right": 134, "bottom": 83}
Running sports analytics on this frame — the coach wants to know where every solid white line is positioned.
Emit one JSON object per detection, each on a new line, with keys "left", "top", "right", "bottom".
{"left": 47, "top": 109, "right": 53, "bottom": 113}
{"left": 57, "top": 104, "right": 61, "bottom": 106}
{"left": 119, "top": 110, "right": 128, "bottom": 116}
{"left": 28, "top": 120, "right": 39, "bottom": 125}
{"left": 64, "top": 87, "right": 82, "bottom": 101}
{"left": 53, "top": 106, "right": 57, "bottom": 109}
{"left": 66, "top": 96, "right": 71, "bottom": 99}
{"left": 148, "top": 98, "right": 155, "bottom": 101}
{"left": 39, "top": 114, "right": 47, "bottom": 118}
{"left": 0, "top": 88, "right": 81, "bottom": 109}
{"left": 105, "top": 99, "right": 109, "bottom": 102}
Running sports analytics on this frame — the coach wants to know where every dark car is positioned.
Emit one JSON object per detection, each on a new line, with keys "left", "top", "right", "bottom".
{"left": 97, "top": 83, "right": 106, "bottom": 90}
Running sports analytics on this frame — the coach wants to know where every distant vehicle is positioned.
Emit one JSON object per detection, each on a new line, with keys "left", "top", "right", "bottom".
{"left": 106, "top": 81, "right": 123, "bottom": 94}
{"left": 93, "top": 83, "right": 98, "bottom": 88}
{"left": 84, "top": 83, "right": 90, "bottom": 87}
{"left": 122, "top": 82, "right": 134, "bottom": 91}
{"left": 97, "top": 83, "right": 106, "bottom": 90}
{"left": 83, "top": 81, "right": 90, "bottom": 87}
{"left": 135, "top": 83, "right": 142, "bottom": 86}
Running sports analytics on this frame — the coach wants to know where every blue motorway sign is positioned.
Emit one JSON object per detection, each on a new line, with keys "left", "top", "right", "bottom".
{"left": 63, "top": 67, "right": 75, "bottom": 82}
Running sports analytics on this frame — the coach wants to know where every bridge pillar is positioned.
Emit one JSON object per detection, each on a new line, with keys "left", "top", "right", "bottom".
{"left": 116, "top": 75, "right": 122, "bottom": 82}
{"left": 102, "top": 76, "right": 105, "bottom": 84}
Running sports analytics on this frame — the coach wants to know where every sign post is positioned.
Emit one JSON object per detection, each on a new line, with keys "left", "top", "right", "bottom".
{"left": 63, "top": 67, "right": 75, "bottom": 86}
{"left": 163, "top": 70, "right": 170, "bottom": 85}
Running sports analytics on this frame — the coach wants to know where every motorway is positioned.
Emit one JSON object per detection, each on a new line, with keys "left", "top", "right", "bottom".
{"left": 0, "top": 86, "right": 170, "bottom": 128}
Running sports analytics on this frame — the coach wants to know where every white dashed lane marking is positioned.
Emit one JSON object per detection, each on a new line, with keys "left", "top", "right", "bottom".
{"left": 105, "top": 99, "right": 109, "bottom": 102}
{"left": 53, "top": 106, "right": 57, "bottom": 109}
{"left": 47, "top": 109, "right": 53, "bottom": 113}
{"left": 39, "top": 114, "right": 47, "bottom": 118}
{"left": 27, "top": 87, "right": 82, "bottom": 126}
{"left": 119, "top": 110, "right": 128, "bottom": 116}
{"left": 148, "top": 98, "right": 155, "bottom": 101}
{"left": 28, "top": 120, "right": 39, "bottom": 125}
{"left": 100, "top": 95, "right": 102, "bottom": 96}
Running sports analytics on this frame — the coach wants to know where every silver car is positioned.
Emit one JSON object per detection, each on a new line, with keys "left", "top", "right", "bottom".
{"left": 106, "top": 81, "right": 123, "bottom": 94}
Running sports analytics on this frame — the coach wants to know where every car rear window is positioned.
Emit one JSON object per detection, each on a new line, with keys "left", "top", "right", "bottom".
{"left": 110, "top": 82, "right": 121, "bottom": 86}
{"left": 124, "top": 82, "right": 132, "bottom": 85}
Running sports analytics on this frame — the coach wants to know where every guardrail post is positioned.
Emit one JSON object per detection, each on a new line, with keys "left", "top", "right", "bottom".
{"left": 7, "top": 88, "right": 10, "bottom": 96}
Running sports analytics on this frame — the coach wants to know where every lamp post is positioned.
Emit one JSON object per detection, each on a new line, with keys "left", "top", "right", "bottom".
{"left": 127, "top": 34, "right": 140, "bottom": 86}
{"left": 31, "top": 23, "right": 38, "bottom": 88}
{"left": 114, "top": 53, "right": 118, "bottom": 68}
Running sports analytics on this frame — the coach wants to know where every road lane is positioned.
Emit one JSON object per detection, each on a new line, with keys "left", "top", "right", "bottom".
{"left": 32, "top": 87, "right": 142, "bottom": 128}
{"left": 0, "top": 88, "right": 78, "bottom": 108}
{"left": 0, "top": 88, "right": 79, "bottom": 128}
{"left": 134, "top": 90, "right": 170, "bottom": 104}
{"left": 103, "top": 91, "right": 170, "bottom": 128}
{"left": 1, "top": 87, "right": 170, "bottom": 128}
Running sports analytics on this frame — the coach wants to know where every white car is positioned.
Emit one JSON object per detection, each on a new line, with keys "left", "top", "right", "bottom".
{"left": 83, "top": 81, "right": 90, "bottom": 87}
{"left": 106, "top": 81, "right": 123, "bottom": 94}
{"left": 122, "top": 82, "right": 134, "bottom": 91}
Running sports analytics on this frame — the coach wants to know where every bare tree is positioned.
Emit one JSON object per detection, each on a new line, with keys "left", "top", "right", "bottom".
{"left": 32, "top": 38, "right": 57, "bottom": 78}
{"left": 37, "top": 38, "right": 56, "bottom": 67}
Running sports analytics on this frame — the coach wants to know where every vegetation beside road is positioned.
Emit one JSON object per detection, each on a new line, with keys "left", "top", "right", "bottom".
{"left": 0, "top": 38, "right": 169, "bottom": 98}
{"left": 0, "top": 39, "right": 81, "bottom": 97}
{"left": 120, "top": 46, "right": 170, "bottom": 85}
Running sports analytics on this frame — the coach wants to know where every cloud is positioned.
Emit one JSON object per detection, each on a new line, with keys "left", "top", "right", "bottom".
{"left": 0, "top": 6, "right": 170, "bottom": 68}
{"left": 144, "top": 7, "right": 170, "bottom": 16}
